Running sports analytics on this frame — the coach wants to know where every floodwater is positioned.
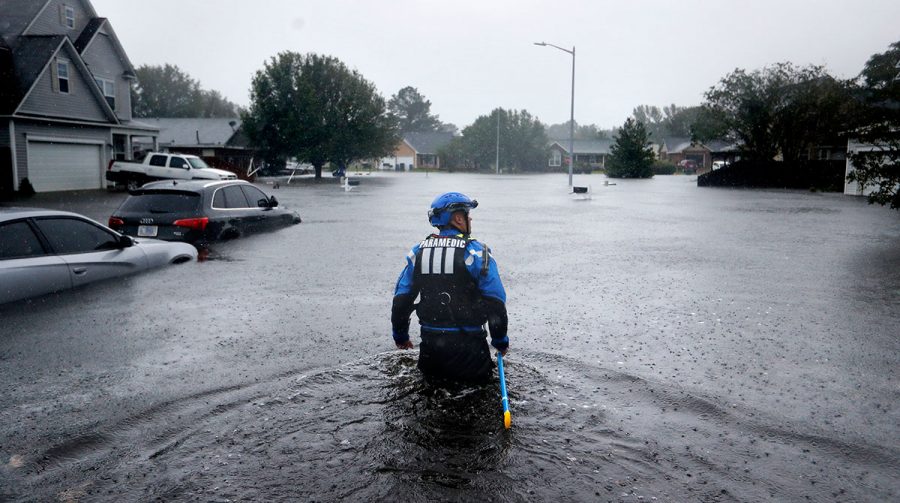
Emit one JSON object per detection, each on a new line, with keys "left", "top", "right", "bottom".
{"left": 1, "top": 173, "right": 898, "bottom": 501}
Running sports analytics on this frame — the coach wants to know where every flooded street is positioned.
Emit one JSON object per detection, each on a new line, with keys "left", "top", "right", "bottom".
{"left": 1, "top": 173, "right": 898, "bottom": 501}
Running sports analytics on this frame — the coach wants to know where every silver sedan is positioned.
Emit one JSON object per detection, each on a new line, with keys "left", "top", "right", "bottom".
{"left": 0, "top": 208, "right": 197, "bottom": 304}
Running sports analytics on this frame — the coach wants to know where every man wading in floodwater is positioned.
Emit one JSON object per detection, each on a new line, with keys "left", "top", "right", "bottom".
{"left": 391, "top": 192, "right": 508, "bottom": 383}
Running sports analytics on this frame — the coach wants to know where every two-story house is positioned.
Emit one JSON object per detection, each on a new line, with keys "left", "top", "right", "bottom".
{"left": 0, "top": 0, "right": 159, "bottom": 194}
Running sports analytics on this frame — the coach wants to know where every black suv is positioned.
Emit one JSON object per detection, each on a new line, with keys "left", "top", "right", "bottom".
{"left": 109, "top": 180, "right": 301, "bottom": 244}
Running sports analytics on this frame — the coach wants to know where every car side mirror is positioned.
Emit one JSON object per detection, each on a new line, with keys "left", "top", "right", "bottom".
{"left": 118, "top": 234, "right": 134, "bottom": 248}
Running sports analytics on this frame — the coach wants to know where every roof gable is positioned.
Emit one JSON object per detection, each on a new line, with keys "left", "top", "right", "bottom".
{"left": 402, "top": 132, "right": 454, "bottom": 154}
{"left": 74, "top": 18, "right": 134, "bottom": 74}
{"left": 13, "top": 35, "right": 117, "bottom": 121}
{"left": 4, "top": 34, "right": 66, "bottom": 112}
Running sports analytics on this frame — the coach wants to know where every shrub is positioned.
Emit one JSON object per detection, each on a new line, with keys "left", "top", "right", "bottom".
{"left": 18, "top": 177, "right": 35, "bottom": 197}
{"left": 652, "top": 161, "right": 677, "bottom": 175}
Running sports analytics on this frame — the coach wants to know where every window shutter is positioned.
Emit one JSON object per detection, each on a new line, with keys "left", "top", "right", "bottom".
{"left": 50, "top": 59, "right": 59, "bottom": 93}
{"left": 59, "top": 4, "right": 65, "bottom": 25}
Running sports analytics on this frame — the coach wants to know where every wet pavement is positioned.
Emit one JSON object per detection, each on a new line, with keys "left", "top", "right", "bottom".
{"left": 1, "top": 173, "right": 898, "bottom": 501}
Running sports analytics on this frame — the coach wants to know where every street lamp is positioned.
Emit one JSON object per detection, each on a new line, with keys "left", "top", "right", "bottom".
{"left": 534, "top": 41, "right": 575, "bottom": 187}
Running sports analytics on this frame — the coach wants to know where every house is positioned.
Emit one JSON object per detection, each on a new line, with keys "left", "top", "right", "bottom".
{"left": 548, "top": 139, "right": 614, "bottom": 172}
{"left": 134, "top": 118, "right": 255, "bottom": 173}
{"left": 381, "top": 132, "right": 454, "bottom": 171}
{"left": 0, "top": 0, "right": 158, "bottom": 194}
{"left": 657, "top": 138, "right": 738, "bottom": 171}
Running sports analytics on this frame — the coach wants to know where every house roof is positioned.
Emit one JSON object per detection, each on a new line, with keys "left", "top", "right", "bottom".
{"left": 703, "top": 140, "right": 737, "bottom": 152}
{"left": 73, "top": 17, "right": 104, "bottom": 52}
{"left": 0, "top": 0, "right": 46, "bottom": 45}
{"left": 0, "top": 35, "right": 65, "bottom": 114}
{"left": 139, "top": 118, "right": 244, "bottom": 147}
{"left": 660, "top": 137, "right": 692, "bottom": 153}
{"left": 403, "top": 132, "right": 454, "bottom": 154}
{"left": 551, "top": 139, "right": 615, "bottom": 155}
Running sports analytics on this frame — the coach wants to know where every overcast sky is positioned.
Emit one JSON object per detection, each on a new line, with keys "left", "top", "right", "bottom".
{"left": 92, "top": 0, "right": 899, "bottom": 129}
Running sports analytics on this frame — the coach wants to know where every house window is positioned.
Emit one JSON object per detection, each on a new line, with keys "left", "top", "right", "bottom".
{"left": 94, "top": 77, "right": 116, "bottom": 109}
{"left": 549, "top": 150, "right": 562, "bottom": 167}
{"left": 63, "top": 5, "right": 75, "bottom": 29}
{"left": 57, "top": 61, "right": 70, "bottom": 94}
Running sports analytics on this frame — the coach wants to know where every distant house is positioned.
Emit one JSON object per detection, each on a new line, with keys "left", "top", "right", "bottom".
{"left": 657, "top": 138, "right": 738, "bottom": 171}
{"left": 0, "top": 0, "right": 159, "bottom": 193}
{"left": 548, "top": 139, "right": 614, "bottom": 172}
{"left": 382, "top": 132, "right": 454, "bottom": 171}
{"left": 134, "top": 118, "right": 255, "bottom": 173}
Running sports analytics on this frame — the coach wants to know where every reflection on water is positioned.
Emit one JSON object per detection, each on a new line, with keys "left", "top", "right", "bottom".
{"left": 7, "top": 351, "right": 899, "bottom": 502}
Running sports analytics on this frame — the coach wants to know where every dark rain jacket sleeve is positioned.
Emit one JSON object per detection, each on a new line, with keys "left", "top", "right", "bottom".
{"left": 391, "top": 245, "right": 419, "bottom": 344}
{"left": 468, "top": 241, "right": 508, "bottom": 346}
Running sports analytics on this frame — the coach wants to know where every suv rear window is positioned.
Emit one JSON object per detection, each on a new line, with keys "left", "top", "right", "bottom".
{"left": 118, "top": 192, "right": 201, "bottom": 213}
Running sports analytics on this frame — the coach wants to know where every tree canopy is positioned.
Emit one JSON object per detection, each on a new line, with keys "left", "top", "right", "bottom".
{"left": 439, "top": 108, "right": 548, "bottom": 172}
{"left": 132, "top": 64, "right": 239, "bottom": 118}
{"left": 241, "top": 52, "right": 398, "bottom": 178}
{"left": 388, "top": 86, "right": 442, "bottom": 133}
{"left": 699, "top": 63, "right": 854, "bottom": 162}
{"left": 545, "top": 120, "right": 611, "bottom": 140}
{"left": 606, "top": 118, "right": 654, "bottom": 178}
{"left": 631, "top": 104, "right": 706, "bottom": 139}
{"left": 846, "top": 40, "right": 900, "bottom": 209}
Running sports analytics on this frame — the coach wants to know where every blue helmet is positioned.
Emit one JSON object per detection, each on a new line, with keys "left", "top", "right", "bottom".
{"left": 428, "top": 192, "right": 478, "bottom": 227}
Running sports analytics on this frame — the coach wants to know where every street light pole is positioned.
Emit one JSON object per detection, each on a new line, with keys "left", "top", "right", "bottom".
{"left": 496, "top": 109, "right": 500, "bottom": 175}
{"left": 535, "top": 41, "right": 576, "bottom": 187}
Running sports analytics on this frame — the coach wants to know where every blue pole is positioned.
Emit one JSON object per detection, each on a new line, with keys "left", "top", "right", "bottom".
{"left": 497, "top": 352, "right": 511, "bottom": 429}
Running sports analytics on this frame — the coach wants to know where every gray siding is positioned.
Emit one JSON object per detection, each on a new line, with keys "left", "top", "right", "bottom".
{"left": 18, "top": 44, "right": 108, "bottom": 122}
{"left": 12, "top": 120, "right": 110, "bottom": 186}
{"left": 25, "top": 0, "right": 92, "bottom": 37}
{"left": 0, "top": 122, "right": 9, "bottom": 149}
{"left": 81, "top": 30, "right": 131, "bottom": 121}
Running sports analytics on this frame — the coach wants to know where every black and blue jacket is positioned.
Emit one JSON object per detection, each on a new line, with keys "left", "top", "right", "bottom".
{"left": 392, "top": 228, "right": 508, "bottom": 349}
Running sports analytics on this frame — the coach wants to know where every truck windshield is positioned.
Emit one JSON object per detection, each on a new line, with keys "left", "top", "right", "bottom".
{"left": 187, "top": 157, "right": 211, "bottom": 169}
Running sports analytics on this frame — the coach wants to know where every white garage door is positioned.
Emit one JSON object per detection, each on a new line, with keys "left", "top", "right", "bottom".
{"left": 27, "top": 141, "right": 102, "bottom": 192}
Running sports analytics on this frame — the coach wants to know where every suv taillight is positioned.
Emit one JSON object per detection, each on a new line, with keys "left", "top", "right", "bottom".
{"left": 108, "top": 217, "right": 124, "bottom": 229}
{"left": 107, "top": 159, "right": 115, "bottom": 171}
{"left": 173, "top": 217, "right": 209, "bottom": 231}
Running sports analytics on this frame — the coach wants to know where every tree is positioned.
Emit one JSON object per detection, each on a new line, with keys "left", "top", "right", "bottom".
{"left": 846, "top": 40, "right": 900, "bottom": 209}
{"left": 388, "top": 86, "right": 442, "bottom": 132}
{"left": 545, "top": 120, "right": 610, "bottom": 140}
{"left": 439, "top": 108, "right": 548, "bottom": 172}
{"left": 700, "top": 63, "right": 853, "bottom": 161}
{"left": 606, "top": 118, "right": 654, "bottom": 178}
{"left": 132, "top": 64, "right": 239, "bottom": 118}
{"left": 632, "top": 105, "right": 664, "bottom": 138}
{"left": 242, "top": 52, "right": 399, "bottom": 178}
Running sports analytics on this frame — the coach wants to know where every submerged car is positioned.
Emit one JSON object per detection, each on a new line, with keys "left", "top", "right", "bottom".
{"left": 108, "top": 180, "right": 301, "bottom": 244}
{"left": 0, "top": 208, "right": 197, "bottom": 305}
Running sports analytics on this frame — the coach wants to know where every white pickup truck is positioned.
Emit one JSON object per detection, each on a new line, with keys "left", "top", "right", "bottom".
{"left": 106, "top": 153, "right": 237, "bottom": 190}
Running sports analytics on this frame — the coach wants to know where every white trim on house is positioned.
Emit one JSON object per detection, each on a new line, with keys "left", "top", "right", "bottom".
{"left": 9, "top": 120, "right": 19, "bottom": 191}
{"left": 1, "top": 115, "right": 154, "bottom": 132}
{"left": 25, "top": 134, "right": 105, "bottom": 146}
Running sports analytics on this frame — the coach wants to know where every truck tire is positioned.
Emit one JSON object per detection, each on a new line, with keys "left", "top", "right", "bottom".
{"left": 126, "top": 176, "right": 142, "bottom": 191}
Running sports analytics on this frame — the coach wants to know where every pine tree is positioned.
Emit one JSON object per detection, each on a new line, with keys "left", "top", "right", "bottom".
{"left": 606, "top": 118, "right": 654, "bottom": 178}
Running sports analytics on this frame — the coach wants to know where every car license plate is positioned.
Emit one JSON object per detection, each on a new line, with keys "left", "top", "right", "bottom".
{"left": 137, "top": 225, "right": 158, "bottom": 237}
